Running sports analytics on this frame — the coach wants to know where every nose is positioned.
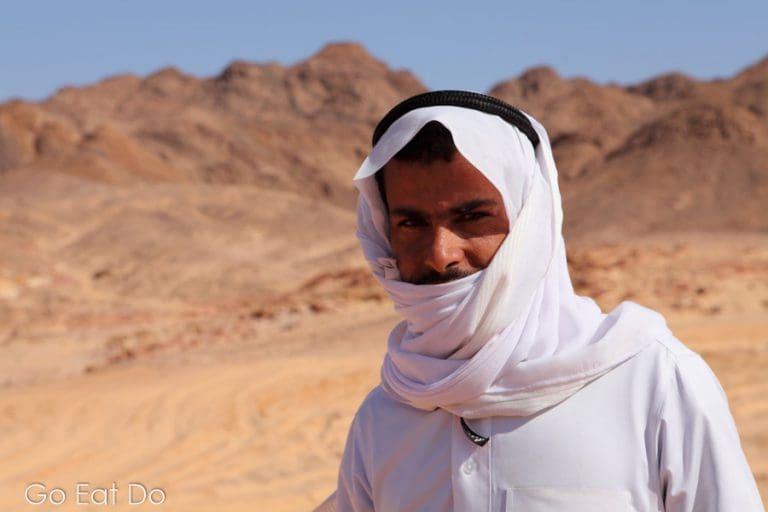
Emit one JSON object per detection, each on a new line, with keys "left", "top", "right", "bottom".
{"left": 424, "top": 226, "right": 465, "bottom": 273}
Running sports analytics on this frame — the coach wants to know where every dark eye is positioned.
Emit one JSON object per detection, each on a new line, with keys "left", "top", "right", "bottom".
{"left": 397, "top": 217, "right": 428, "bottom": 228}
{"left": 458, "top": 211, "right": 489, "bottom": 222}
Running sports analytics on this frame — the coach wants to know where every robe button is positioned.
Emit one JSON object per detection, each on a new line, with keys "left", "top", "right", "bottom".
{"left": 462, "top": 460, "right": 475, "bottom": 475}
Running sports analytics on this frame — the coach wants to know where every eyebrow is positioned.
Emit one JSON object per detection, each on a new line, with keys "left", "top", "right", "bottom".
{"left": 390, "top": 198, "right": 500, "bottom": 218}
{"left": 449, "top": 198, "right": 499, "bottom": 215}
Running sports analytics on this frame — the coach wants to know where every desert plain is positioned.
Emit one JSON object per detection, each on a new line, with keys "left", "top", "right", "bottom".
{"left": 0, "top": 44, "right": 766, "bottom": 510}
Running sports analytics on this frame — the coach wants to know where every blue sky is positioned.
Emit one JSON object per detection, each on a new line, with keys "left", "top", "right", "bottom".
{"left": 1, "top": 0, "right": 766, "bottom": 102}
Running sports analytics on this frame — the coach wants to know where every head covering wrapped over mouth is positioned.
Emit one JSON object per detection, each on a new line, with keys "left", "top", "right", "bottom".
{"left": 354, "top": 91, "right": 669, "bottom": 417}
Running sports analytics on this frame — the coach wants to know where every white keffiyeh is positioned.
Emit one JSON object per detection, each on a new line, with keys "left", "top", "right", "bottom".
{"left": 354, "top": 106, "right": 669, "bottom": 418}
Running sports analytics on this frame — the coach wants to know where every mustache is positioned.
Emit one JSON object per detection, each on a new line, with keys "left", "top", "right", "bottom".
{"left": 410, "top": 267, "right": 473, "bottom": 285}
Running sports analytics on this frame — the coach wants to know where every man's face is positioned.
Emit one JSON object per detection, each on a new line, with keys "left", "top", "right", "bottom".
{"left": 381, "top": 152, "right": 509, "bottom": 285}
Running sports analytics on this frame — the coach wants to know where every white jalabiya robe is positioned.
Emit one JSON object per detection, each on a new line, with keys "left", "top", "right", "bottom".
{"left": 327, "top": 332, "right": 763, "bottom": 511}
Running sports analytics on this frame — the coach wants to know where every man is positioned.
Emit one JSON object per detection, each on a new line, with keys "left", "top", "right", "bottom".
{"left": 317, "top": 91, "right": 764, "bottom": 511}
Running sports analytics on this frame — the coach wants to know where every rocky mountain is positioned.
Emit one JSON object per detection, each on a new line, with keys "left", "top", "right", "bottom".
{"left": 489, "top": 59, "right": 768, "bottom": 240}
{"left": 0, "top": 43, "right": 425, "bottom": 206}
{"left": 0, "top": 42, "right": 766, "bottom": 243}
{"left": 0, "top": 43, "right": 768, "bottom": 276}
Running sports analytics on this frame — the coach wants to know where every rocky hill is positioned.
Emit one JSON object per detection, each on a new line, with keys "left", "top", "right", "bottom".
{"left": 1, "top": 44, "right": 766, "bottom": 241}
{"left": 489, "top": 58, "right": 768, "bottom": 240}
{"left": 0, "top": 43, "right": 424, "bottom": 207}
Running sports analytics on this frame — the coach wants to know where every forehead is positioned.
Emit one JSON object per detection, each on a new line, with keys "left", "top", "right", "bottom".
{"left": 382, "top": 152, "right": 504, "bottom": 209}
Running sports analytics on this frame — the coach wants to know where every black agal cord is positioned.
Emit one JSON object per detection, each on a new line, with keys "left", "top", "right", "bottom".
{"left": 460, "top": 417, "right": 489, "bottom": 447}
{"left": 371, "top": 90, "right": 540, "bottom": 150}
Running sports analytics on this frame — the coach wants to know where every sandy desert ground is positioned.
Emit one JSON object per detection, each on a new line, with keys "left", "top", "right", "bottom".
{"left": 0, "top": 228, "right": 766, "bottom": 511}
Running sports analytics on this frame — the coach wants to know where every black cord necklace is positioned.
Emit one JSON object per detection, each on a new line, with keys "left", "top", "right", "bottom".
{"left": 460, "top": 417, "right": 489, "bottom": 447}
